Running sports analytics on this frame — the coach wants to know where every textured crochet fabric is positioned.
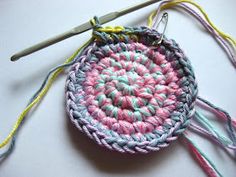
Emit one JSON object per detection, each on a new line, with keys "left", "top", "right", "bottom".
{"left": 65, "top": 26, "right": 198, "bottom": 153}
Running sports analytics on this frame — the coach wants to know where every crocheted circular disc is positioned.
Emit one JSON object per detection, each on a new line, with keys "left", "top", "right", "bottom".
{"left": 65, "top": 27, "right": 198, "bottom": 153}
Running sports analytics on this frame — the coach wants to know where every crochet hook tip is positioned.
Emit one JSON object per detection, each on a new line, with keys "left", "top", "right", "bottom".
{"left": 10, "top": 54, "right": 20, "bottom": 62}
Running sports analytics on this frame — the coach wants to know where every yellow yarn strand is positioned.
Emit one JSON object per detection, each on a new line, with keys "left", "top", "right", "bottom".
{"left": 148, "top": 0, "right": 236, "bottom": 46}
{"left": 90, "top": 18, "right": 125, "bottom": 33}
{"left": 97, "top": 26, "right": 125, "bottom": 33}
{"left": 0, "top": 38, "right": 92, "bottom": 149}
{"left": 148, "top": 11, "right": 157, "bottom": 28}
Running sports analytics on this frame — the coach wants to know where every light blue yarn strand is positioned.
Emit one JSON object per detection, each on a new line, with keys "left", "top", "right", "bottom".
{"left": 197, "top": 96, "right": 236, "bottom": 147}
{"left": 184, "top": 135, "right": 223, "bottom": 177}
{"left": 195, "top": 111, "right": 233, "bottom": 146}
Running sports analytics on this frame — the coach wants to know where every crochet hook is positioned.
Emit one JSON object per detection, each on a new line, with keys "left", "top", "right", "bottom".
{"left": 10, "top": 0, "right": 163, "bottom": 61}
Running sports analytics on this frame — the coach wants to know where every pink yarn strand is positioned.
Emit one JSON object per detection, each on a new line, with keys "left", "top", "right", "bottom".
{"left": 184, "top": 136, "right": 220, "bottom": 177}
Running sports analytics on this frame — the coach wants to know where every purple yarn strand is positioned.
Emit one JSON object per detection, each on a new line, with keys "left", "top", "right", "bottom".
{"left": 189, "top": 122, "right": 236, "bottom": 151}
{"left": 179, "top": 3, "right": 236, "bottom": 66}
{"left": 152, "top": 0, "right": 236, "bottom": 67}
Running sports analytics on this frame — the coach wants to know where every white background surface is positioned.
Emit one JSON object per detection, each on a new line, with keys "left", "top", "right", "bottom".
{"left": 0, "top": 0, "right": 236, "bottom": 176}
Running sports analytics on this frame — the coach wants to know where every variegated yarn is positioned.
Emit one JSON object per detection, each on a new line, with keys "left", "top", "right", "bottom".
{"left": 66, "top": 24, "right": 197, "bottom": 153}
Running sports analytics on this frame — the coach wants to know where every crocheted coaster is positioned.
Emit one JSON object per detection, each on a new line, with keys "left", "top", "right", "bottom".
{"left": 65, "top": 26, "right": 198, "bottom": 153}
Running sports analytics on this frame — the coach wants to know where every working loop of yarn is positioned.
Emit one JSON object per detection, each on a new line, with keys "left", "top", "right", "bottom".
{"left": 90, "top": 16, "right": 101, "bottom": 29}
{"left": 65, "top": 25, "right": 198, "bottom": 153}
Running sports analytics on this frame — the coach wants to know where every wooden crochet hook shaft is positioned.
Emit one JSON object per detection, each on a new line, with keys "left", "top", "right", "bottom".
{"left": 11, "top": 0, "right": 163, "bottom": 61}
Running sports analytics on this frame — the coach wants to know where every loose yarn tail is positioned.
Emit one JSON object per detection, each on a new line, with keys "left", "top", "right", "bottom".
{"left": 185, "top": 98, "right": 236, "bottom": 177}
{"left": 148, "top": 0, "right": 236, "bottom": 67}
{"left": 193, "top": 97, "right": 236, "bottom": 152}
{"left": 149, "top": 0, "right": 236, "bottom": 176}
{"left": 0, "top": 38, "right": 93, "bottom": 159}
{"left": 183, "top": 135, "right": 223, "bottom": 177}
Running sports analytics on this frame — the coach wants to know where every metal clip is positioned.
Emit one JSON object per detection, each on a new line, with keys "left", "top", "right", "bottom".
{"left": 152, "top": 12, "right": 168, "bottom": 45}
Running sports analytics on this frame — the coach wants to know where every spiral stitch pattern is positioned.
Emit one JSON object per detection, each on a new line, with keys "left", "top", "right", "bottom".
{"left": 65, "top": 26, "right": 198, "bottom": 153}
